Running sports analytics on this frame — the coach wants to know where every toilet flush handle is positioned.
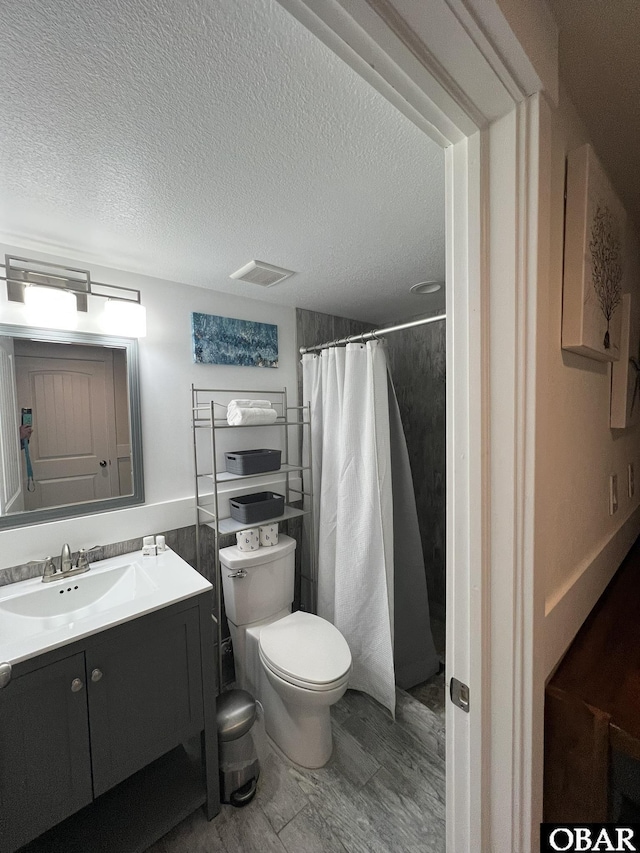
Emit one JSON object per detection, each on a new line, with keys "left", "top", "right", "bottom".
{"left": 227, "top": 570, "right": 247, "bottom": 579}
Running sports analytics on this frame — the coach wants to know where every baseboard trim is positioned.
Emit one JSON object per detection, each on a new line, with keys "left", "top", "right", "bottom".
{"left": 544, "top": 504, "right": 640, "bottom": 676}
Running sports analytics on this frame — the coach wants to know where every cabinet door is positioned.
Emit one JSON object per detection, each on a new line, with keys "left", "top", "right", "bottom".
{"left": 86, "top": 606, "right": 204, "bottom": 797}
{"left": 0, "top": 653, "right": 92, "bottom": 853}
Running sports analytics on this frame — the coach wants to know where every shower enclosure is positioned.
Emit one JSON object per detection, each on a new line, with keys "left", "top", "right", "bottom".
{"left": 299, "top": 309, "right": 445, "bottom": 714}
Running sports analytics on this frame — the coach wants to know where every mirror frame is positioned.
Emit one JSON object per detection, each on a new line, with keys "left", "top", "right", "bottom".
{"left": 0, "top": 323, "right": 144, "bottom": 529}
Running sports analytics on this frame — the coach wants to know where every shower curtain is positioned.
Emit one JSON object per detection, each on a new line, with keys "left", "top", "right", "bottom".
{"left": 303, "top": 340, "right": 438, "bottom": 717}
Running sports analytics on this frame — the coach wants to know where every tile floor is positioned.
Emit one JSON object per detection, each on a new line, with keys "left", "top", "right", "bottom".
{"left": 148, "top": 687, "right": 445, "bottom": 853}
{"left": 408, "top": 617, "right": 446, "bottom": 719}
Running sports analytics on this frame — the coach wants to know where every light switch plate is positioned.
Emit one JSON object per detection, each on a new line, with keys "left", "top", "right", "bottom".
{"left": 610, "top": 474, "right": 619, "bottom": 515}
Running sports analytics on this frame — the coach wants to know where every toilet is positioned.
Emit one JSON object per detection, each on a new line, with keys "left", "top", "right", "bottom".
{"left": 219, "top": 535, "right": 351, "bottom": 768}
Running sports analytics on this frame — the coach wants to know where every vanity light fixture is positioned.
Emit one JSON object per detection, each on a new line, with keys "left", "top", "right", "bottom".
{"left": 0, "top": 255, "right": 147, "bottom": 337}
{"left": 23, "top": 284, "right": 78, "bottom": 330}
{"left": 102, "top": 298, "right": 147, "bottom": 338}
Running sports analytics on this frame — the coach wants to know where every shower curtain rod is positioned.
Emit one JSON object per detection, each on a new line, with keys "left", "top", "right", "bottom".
{"left": 299, "top": 313, "right": 446, "bottom": 354}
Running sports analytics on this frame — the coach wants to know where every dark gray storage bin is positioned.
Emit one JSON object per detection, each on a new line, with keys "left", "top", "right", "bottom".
{"left": 225, "top": 449, "right": 281, "bottom": 476}
{"left": 229, "top": 492, "right": 285, "bottom": 524}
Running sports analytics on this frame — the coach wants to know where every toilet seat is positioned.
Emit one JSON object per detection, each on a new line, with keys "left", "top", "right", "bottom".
{"left": 260, "top": 647, "right": 351, "bottom": 692}
{"left": 259, "top": 611, "right": 351, "bottom": 692}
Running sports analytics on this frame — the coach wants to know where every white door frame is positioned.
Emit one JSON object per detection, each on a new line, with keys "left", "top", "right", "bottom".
{"left": 276, "top": 2, "right": 551, "bottom": 850}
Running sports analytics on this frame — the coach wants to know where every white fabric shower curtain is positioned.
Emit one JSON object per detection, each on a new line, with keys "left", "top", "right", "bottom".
{"left": 303, "top": 341, "right": 397, "bottom": 715}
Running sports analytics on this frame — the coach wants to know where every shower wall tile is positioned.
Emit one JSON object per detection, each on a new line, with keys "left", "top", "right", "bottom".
{"left": 296, "top": 307, "right": 372, "bottom": 406}
{"left": 385, "top": 313, "right": 446, "bottom": 609}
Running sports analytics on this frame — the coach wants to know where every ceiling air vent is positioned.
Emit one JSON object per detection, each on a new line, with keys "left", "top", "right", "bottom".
{"left": 229, "top": 260, "right": 295, "bottom": 287}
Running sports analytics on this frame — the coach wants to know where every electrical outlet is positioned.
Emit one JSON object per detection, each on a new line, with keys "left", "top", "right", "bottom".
{"left": 629, "top": 463, "right": 635, "bottom": 498}
{"left": 610, "top": 474, "right": 619, "bottom": 515}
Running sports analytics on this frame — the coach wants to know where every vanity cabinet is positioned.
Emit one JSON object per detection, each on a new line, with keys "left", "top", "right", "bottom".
{"left": 87, "top": 605, "right": 204, "bottom": 796}
{"left": 0, "top": 594, "right": 218, "bottom": 853}
{"left": 0, "top": 653, "right": 93, "bottom": 852}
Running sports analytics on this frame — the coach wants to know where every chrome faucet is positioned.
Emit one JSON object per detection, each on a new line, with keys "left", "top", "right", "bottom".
{"left": 60, "top": 543, "right": 72, "bottom": 573}
{"left": 41, "top": 544, "right": 97, "bottom": 583}
{"left": 41, "top": 557, "right": 56, "bottom": 582}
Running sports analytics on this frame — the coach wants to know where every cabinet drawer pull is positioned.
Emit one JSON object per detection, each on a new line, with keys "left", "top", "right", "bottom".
{"left": 71, "top": 677, "right": 84, "bottom": 692}
{"left": 91, "top": 668, "right": 103, "bottom": 682}
{"left": 0, "top": 662, "right": 11, "bottom": 688}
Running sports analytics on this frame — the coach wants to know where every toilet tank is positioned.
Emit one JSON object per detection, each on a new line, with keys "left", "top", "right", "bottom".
{"left": 219, "top": 534, "right": 296, "bottom": 626}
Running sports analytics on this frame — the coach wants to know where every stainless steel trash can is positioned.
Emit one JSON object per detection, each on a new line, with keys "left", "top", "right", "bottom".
{"left": 216, "top": 689, "right": 260, "bottom": 806}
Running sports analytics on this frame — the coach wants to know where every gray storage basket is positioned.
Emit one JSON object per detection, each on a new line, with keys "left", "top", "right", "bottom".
{"left": 229, "top": 492, "right": 285, "bottom": 524}
{"left": 225, "top": 449, "right": 281, "bottom": 476}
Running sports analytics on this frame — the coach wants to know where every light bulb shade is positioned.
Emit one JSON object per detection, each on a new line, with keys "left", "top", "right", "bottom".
{"left": 24, "top": 285, "right": 77, "bottom": 329}
{"left": 102, "top": 299, "right": 147, "bottom": 337}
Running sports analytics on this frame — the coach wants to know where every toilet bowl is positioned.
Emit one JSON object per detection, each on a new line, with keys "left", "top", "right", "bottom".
{"left": 219, "top": 535, "right": 351, "bottom": 767}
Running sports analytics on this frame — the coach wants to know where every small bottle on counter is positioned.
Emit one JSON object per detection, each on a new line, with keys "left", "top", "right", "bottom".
{"left": 155, "top": 535, "right": 166, "bottom": 552}
{"left": 142, "top": 535, "right": 157, "bottom": 557}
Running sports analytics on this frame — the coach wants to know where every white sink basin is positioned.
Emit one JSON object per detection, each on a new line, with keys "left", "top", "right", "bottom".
{"left": 0, "top": 563, "right": 157, "bottom": 638}
{"left": 0, "top": 549, "right": 212, "bottom": 665}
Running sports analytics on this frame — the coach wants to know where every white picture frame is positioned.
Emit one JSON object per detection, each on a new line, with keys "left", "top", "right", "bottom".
{"left": 562, "top": 143, "right": 626, "bottom": 362}
{"left": 611, "top": 292, "right": 640, "bottom": 428}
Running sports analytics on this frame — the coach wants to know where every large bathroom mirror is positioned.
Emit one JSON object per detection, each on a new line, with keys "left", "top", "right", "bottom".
{"left": 0, "top": 324, "right": 143, "bottom": 529}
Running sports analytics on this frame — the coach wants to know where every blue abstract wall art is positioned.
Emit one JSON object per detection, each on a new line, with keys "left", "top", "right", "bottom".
{"left": 191, "top": 312, "right": 279, "bottom": 368}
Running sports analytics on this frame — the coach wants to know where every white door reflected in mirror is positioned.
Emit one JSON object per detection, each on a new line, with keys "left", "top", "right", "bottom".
{"left": 14, "top": 341, "right": 131, "bottom": 511}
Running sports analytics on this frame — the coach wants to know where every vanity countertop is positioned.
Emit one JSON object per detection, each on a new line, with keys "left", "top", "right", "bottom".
{"left": 0, "top": 548, "right": 212, "bottom": 666}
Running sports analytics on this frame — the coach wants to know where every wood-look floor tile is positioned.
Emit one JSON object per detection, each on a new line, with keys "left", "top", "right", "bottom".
{"left": 363, "top": 725, "right": 445, "bottom": 819}
{"left": 255, "top": 748, "right": 309, "bottom": 834}
{"left": 344, "top": 688, "right": 443, "bottom": 771}
{"left": 328, "top": 721, "right": 380, "bottom": 787}
{"left": 150, "top": 689, "right": 444, "bottom": 853}
{"left": 407, "top": 675, "right": 446, "bottom": 720}
{"left": 361, "top": 767, "right": 445, "bottom": 853}
{"left": 214, "top": 800, "right": 288, "bottom": 853}
{"left": 341, "top": 708, "right": 445, "bottom": 815}
{"left": 395, "top": 687, "right": 445, "bottom": 749}
{"left": 289, "top": 766, "right": 393, "bottom": 853}
{"left": 278, "top": 803, "right": 349, "bottom": 853}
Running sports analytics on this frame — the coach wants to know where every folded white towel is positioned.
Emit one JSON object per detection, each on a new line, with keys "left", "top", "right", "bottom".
{"left": 227, "top": 406, "right": 278, "bottom": 426}
{"left": 228, "top": 399, "right": 272, "bottom": 410}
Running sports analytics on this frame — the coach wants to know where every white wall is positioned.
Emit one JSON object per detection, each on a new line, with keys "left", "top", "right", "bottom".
{"left": 0, "top": 243, "right": 297, "bottom": 569}
{"left": 537, "top": 91, "right": 640, "bottom": 675}
{"left": 494, "top": 0, "right": 559, "bottom": 102}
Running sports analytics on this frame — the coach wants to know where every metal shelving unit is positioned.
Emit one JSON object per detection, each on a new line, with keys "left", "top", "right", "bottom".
{"left": 191, "top": 386, "right": 315, "bottom": 692}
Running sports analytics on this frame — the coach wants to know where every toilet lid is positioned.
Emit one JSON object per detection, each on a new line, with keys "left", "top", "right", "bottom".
{"left": 259, "top": 611, "right": 351, "bottom": 686}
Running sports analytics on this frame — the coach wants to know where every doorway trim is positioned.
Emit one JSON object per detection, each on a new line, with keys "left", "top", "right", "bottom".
{"left": 276, "top": 1, "right": 550, "bottom": 850}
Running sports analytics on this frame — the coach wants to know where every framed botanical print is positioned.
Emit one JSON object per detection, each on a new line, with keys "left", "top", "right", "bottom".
{"left": 562, "top": 143, "right": 626, "bottom": 362}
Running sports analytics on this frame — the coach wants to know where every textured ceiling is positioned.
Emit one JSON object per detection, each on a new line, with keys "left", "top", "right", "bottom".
{"left": 548, "top": 0, "right": 640, "bottom": 229}
{"left": 0, "top": 0, "right": 445, "bottom": 324}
